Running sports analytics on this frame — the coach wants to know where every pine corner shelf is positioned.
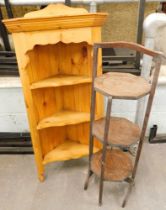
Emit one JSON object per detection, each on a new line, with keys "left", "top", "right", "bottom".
{"left": 3, "top": 4, "right": 107, "bottom": 181}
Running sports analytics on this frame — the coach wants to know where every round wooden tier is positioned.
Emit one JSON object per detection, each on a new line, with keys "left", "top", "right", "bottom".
{"left": 94, "top": 72, "right": 151, "bottom": 99}
{"left": 91, "top": 149, "right": 133, "bottom": 181}
{"left": 92, "top": 117, "right": 140, "bottom": 147}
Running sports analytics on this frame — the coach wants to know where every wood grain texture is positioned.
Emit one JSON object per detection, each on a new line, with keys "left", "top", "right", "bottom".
{"left": 32, "top": 84, "right": 93, "bottom": 122}
{"left": 27, "top": 43, "right": 92, "bottom": 83}
{"left": 94, "top": 72, "right": 151, "bottom": 99}
{"left": 37, "top": 111, "right": 90, "bottom": 130}
{"left": 14, "top": 32, "right": 94, "bottom": 70}
{"left": 11, "top": 34, "right": 45, "bottom": 182}
{"left": 93, "top": 117, "right": 140, "bottom": 147}
{"left": 4, "top": 15, "right": 107, "bottom": 33}
{"left": 30, "top": 75, "right": 91, "bottom": 89}
{"left": 7, "top": 5, "right": 105, "bottom": 180}
{"left": 43, "top": 140, "right": 100, "bottom": 165}
{"left": 91, "top": 149, "right": 133, "bottom": 181}
{"left": 3, "top": 4, "right": 107, "bottom": 33}
{"left": 39, "top": 122, "right": 102, "bottom": 158}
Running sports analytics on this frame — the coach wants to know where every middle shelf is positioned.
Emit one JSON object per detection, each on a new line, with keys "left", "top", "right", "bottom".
{"left": 31, "top": 75, "right": 92, "bottom": 89}
{"left": 37, "top": 110, "right": 91, "bottom": 130}
{"left": 92, "top": 117, "right": 140, "bottom": 147}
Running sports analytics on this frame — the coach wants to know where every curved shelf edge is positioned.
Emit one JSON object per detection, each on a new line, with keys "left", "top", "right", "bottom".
{"left": 92, "top": 117, "right": 140, "bottom": 148}
{"left": 37, "top": 111, "right": 91, "bottom": 130}
{"left": 31, "top": 75, "right": 92, "bottom": 89}
{"left": 94, "top": 72, "right": 151, "bottom": 100}
{"left": 43, "top": 140, "right": 100, "bottom": 165}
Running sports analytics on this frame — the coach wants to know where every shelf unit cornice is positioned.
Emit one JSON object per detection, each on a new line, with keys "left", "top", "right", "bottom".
{"left": 3, "top": 13, "right": 108, "bottom": 33}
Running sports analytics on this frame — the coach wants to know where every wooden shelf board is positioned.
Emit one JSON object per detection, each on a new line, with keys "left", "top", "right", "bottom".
{"left": 92, "top": 117, "right": 140, "bottom": 147}
{"left": 43, "top": 140, "right": 99, "bottom": 164}
{"left": 94, "top": 72, "right": 151, "bottom": 99}
{"left": 91, "top": 149, "right": 133, "bottom": 181}
{"left": 37, "top": 111, "right": 90, "bottom": 130}
{"left": 31, "top": 75, "right": 92, "bottom": 89}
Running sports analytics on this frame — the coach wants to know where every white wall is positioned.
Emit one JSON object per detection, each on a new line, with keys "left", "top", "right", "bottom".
{"left": 0, "top": 78, "right": 29, "bottom": 132}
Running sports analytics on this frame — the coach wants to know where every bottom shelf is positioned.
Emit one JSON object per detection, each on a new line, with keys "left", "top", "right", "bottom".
{"left": 91, "top": 149, "right": 133, "bottom": 181}
{"left": 43, "top": 140, "right": 100, "bottom": 165}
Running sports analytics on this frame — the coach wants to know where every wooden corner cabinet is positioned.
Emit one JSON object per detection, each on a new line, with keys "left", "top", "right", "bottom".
{"left": 3, "top": 4, "right": 107, "bottom": 181}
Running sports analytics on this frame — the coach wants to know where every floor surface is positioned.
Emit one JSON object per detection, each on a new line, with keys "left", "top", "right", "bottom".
{"left": 1, "top": 142, "right": 166, "bottom": 210}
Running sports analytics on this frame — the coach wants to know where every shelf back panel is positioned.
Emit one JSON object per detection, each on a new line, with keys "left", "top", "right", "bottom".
{"left": 39, "top": 122, "right": 101, "bottom": 157}
{"left": 27, "top": 42, "right": 92, "bottom": 83}
{"left": 32, "top": 84, "right": 91, "bottom": 121}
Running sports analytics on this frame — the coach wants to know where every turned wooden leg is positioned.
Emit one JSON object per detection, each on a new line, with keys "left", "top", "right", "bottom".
{"left": 36, "top": 163, "right": 45, "bottom": 182}
{"left": 39, "top": 173, "right": 45, "bottom": 182}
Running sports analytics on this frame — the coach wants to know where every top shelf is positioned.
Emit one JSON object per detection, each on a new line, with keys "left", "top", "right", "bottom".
{"left": 94, "top": 72, "right": 151, "bottom": 100}
{"left": 30, "top": 75, "right": 92, "bottom": 89}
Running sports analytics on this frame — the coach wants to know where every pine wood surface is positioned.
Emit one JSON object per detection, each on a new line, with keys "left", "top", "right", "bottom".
{"left": 27, "top": 43, "right": 92, "bottom": 82}
{"left": 92, "top": 117, "right": 140, "bottom": 147}
{"left": 32, "top": 84, "right": 92, "bottom": 121}
{"left": 5, "top": 4, "right": 105, "bottom": 180}
{"left": 10, "top": 32, "right": 45, "bottom": 181}
{"left": 9, "top": 27, "right": 104, "bottom": 70}
{"left": 39, "top": 122, "right": 102, "bottom": 160}
{"left": 30, "top": 75, "right": 91, "bottom": 89}
{"left": 91, "top": 149, "right": 133, "bottom": 181}
{"left": 94, "top": 72, "right": 151, "bottom": 99}
{"left": 37, "top": 111, "right": 90, "bottom": 130}
{"left": 29, "top": 44, "right": 103, "bottom": 122}
{"left": 43, "top": 140, "right": 100, "bottom": 165}
{"left": 4, "top": 14, "right": 107, "bottom": 33}
{"left": 3, "top": 4, "right": 107, "bottom": 33}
